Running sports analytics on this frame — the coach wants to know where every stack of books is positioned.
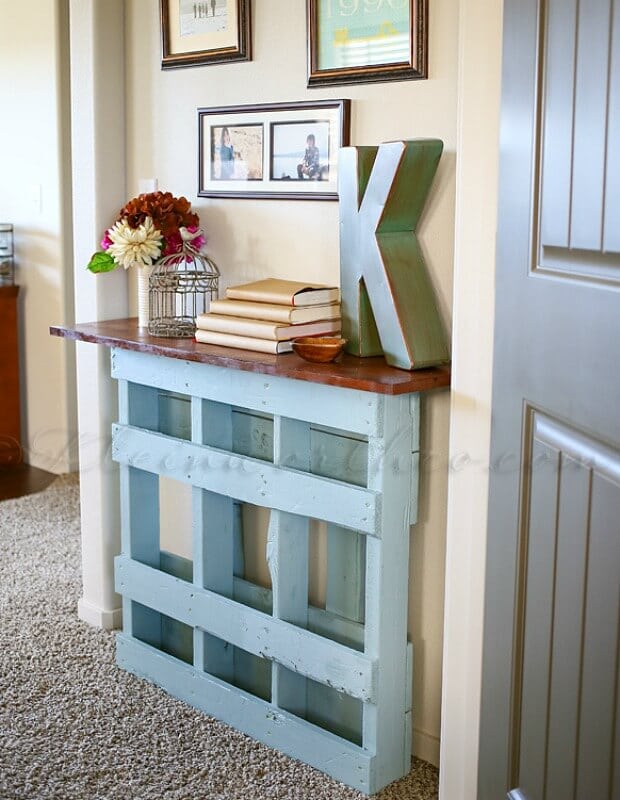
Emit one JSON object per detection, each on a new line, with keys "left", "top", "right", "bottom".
{"left": 195, "top": 278, "right": 341, "bottom": 354}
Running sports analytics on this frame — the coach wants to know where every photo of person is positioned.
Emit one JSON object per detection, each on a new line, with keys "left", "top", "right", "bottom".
{"left": 270, "top": 121, "right": 330, "bottom": 182}
{"left": 179, "top": 0, "right": 228, "bottom": 37}
{"left": 210, "top": 124, "right": 263, "bottom": 181}
{"left": 218, "top": 127, "right": 234, "bottom": 179}
{"left": 297, "top": 134, "right": 321, "bottom": 180}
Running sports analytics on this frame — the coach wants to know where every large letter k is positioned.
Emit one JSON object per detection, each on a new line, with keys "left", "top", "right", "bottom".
{"left": 339, "top": 140, "right": 449, "bottom": 370}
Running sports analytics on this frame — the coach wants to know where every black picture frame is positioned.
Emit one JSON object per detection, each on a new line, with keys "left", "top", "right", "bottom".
{"left": 198, "top": 100, "right": 351, "bottom": 200}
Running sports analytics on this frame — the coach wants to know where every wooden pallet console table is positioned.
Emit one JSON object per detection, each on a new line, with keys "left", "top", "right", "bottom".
{"left": 51, "top": 318, "right": 450, "bottom": 794}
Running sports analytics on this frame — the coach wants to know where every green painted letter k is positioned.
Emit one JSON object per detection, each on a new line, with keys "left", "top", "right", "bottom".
{"left": 339, "top": 140, "right": 449, "bottom": 370}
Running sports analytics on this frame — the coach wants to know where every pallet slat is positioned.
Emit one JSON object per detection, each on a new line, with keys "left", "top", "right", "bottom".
{"left": 192, "top": 398, "right": 235, "bottom": 680}
{"left": 117, "top": 633, "right": 375, "bottom": 793}
{"left": 112, "top": 348, "right": 383, "bottom": 437}
{"left": 159, "top": 550, "right": 367, "bottom": 651}
{"left": 363, "top": 395, "right": 415, "bottom": 787}
{"left": 269, "top": 416, "right": 311, "bottom": 717}
{"left": 115, "top": 555, "right": 377, "bottom": 702}
{"left": 112, "top": 423, "right": 380, "bottom": 535}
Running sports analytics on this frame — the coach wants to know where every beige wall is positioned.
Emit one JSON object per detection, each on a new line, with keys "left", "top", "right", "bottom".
{"left": 0, "top": 0, "right": 506, "bottom": 781}
{"left": 0, "top": 0, "right": 76, "bottom": 473}
{"left": 126, "top": 0, "right": 458, "bottom": 764}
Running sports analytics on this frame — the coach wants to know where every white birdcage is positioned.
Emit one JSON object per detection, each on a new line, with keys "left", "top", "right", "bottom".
{"left": 148, "top": 242, "right": 219, "bottom": 337}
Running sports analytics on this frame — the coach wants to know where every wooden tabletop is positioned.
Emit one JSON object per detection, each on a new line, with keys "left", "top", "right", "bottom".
{"left": 50, "top": 318, "right": 451, "bottom": 396}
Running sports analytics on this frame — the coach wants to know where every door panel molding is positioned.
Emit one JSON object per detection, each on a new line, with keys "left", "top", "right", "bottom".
{"left": 533, "top": 411, "right": 620, "bottom": 483}
{"left": 510, "top": 406, "right": 620, "bottom": 797}
{"left": 535, "top": 0, "right": 620, "bottom": 286}
{"left": 537, "top": 246, "right": 620, "bottom": 287}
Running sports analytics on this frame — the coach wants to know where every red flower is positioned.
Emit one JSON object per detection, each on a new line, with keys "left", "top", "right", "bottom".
{"left": 118, "top": 192, "right": 199, "bottom": 238}
{"left": 161, "top": 232, "right": 183, "bottom": 257}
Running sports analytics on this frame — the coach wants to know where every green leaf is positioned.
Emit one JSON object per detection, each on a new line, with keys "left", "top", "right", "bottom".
{"left": 87, "top": 251, "right": 117, "bottom": 273}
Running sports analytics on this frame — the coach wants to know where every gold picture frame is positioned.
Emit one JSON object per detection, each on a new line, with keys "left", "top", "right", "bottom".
{"left": 307, "top": 0, "right": 427, "bottom": 87}
{"left": 160, "top": 0, "right": 251, "bottom": 70}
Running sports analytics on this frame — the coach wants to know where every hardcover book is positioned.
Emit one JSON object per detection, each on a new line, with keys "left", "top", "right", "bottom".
{"left": 226, "top": 278, "right": 340, "bottom": 307}
{"left": 208, "top": 298, "right": 341, "bottom": 324}
{"left": 195, "top": 313, "right": 341, "bottom": 341}
{"left": 194, "top": 329, "right": 294, "bottom": 354}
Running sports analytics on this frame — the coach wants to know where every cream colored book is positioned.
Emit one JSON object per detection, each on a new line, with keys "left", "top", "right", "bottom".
{"left": 226, "top": 278, "right": 340, "bottom": 307}
{"left": 196, "top": 313, "right": 341, "bottom": 341}
{"left": 195, "top": 329, "right": 293, "bottom": 354}
{"left": 208, "top": 298, "right": 341, "bottom": 324}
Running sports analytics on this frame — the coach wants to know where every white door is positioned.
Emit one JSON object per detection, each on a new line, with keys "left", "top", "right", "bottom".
{"left": 479, "top": 0, "right": 620, "bottom": 798}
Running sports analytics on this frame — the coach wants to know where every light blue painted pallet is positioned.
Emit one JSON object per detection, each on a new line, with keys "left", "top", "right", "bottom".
{"left": 111, "top": 348, "right": 420, "bottom": 794}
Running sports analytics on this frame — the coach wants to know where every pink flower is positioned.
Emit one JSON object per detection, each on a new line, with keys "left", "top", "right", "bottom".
{"left": 158, "top": 225, "right": 207, "bottom": 260}
{"left": 101, "top": 231, "right": 113, "bottom": 250}
{"left": 181, "top": 225, "right": 206, "bottom": 251}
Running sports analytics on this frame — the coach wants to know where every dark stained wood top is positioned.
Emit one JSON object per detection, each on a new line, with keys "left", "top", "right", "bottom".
{"left": 50, "top": 318, "right": 451, "bottom": 396}
{"left": 0, "top": 285, "right": 19, "bottom": 298}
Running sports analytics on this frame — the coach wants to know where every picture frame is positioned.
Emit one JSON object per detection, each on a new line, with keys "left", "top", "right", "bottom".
{"left": 307, "top": 0, "right": 427, "bottom": 87}
{"left": 198, "top": 100, "right": 351, "bottom": 200}
{"left": 160, "top": 0, "right": 251, "bottom": 70}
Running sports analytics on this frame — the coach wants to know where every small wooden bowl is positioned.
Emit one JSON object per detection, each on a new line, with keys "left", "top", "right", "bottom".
{"left": 291, "top": 336, "right": 347, "bottom": 363}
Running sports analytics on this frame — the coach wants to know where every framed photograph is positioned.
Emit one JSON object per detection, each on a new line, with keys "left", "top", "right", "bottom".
{"left": 198, "top": 100, "right": 351, "bottom": 200}
{"left": 211, "top": 124, "right": 264, "bottom": 181}
{"left": 307, "top": 0, "right": 427, "bottom": 87}
{"left": 160, "top": 0, "right": 251, "bottom": 70}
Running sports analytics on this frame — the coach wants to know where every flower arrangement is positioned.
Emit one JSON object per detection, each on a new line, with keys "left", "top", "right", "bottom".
{"left": 87, "top": 191, "right": 205, "bottom": 273}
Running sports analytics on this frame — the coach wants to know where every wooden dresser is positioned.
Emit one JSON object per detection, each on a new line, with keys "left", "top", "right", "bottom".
{"left": 0, "top": 285, "right": 21, "bottom": 466}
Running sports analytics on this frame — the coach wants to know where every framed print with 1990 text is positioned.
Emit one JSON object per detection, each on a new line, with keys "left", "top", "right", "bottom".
{"left": 160, "top": 0, "right": 251, "bottom": 70}
{"left": 198, "top": 100, "right": 350, "bottom": 200}
{"left": 307, "top": 0, "right": 427, "bottom": 87}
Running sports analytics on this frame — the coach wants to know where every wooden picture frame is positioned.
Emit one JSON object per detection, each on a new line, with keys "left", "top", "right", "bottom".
{"left": 198, "top": 100, "right": 351, "bottom": 200}
{"left": 160, "top": 0, "right": 251, "bottom": 70}
{"left": 307, "top": 0, "right": 427, "bottom": 87}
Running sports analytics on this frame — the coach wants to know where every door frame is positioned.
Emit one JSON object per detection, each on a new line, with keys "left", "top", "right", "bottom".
{"left": 439, "top": 0, "right": 504, "bottom": 797}
{"left": 69, "top": 0, "right": 128, "bottom": 629}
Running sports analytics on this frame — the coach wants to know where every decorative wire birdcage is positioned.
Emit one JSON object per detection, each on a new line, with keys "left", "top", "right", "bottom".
{"left": 148, "top": 242, "right": 219, "bottom": 337}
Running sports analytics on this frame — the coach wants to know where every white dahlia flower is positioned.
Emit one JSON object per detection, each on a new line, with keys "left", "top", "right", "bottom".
{"left": 107, "top": 216, "right": 163, "bottom": 270}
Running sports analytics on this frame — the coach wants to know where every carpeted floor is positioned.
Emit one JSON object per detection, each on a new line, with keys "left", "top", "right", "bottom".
{"left": 0, "top": 476, "right": 439, "bottom": 800}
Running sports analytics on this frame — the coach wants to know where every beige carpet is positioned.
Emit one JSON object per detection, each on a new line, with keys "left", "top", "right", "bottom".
{"left": 0, "top": 475, "right": 439, "bottom": 799}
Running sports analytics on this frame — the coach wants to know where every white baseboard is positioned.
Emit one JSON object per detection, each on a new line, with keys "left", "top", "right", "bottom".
{"left": 78, "top": 597, "right": 122, "bottom": 630}
{"left": 23, "top": 452, "right": 79, "bottom": 475}
{"left": 413, "top": 727, "right": 440, "bottom": 767}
